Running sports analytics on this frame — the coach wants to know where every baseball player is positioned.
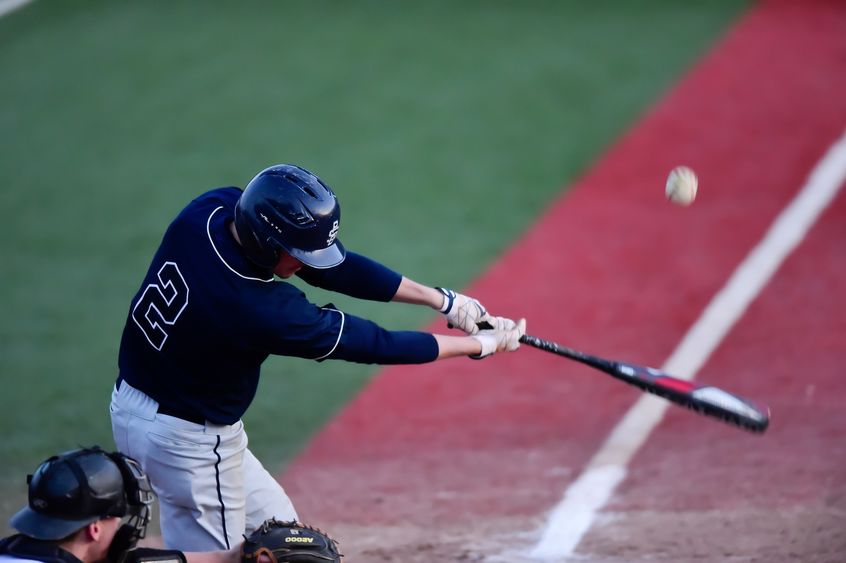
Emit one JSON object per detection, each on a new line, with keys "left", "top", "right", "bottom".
{"left": 110, "top": 164, "right": 525, "bottom": 552}
{"left": 0, "top": 446, "right": 233, "bottom": 563}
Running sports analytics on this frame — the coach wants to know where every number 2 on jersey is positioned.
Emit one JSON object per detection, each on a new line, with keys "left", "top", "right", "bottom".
{"left": 132, "top": 261, "right": 189, "bottom": 350}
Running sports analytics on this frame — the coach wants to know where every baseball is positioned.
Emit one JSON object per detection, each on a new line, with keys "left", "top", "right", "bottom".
{"left": 665, "top": 165, "right": 698, "bottom": 206}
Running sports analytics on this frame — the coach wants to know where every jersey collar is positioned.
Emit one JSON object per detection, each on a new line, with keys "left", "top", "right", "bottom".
{"left": 206, "top": 206, "right": 274, "bottom": 282}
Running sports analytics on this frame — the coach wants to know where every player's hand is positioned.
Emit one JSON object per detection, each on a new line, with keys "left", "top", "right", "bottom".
{"left": 436, "top": 287, "right": 494, "bottom": 335}
{"left": 485, "top": 315, "right": 519, "bottom": 331}
{"left": 470, "top": 318, "right": 526, "bottom": 359}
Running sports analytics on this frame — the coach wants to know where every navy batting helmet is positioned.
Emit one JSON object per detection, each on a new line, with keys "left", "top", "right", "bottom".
{"left": 234, "top": 164, "right": 345, "bottom": 270}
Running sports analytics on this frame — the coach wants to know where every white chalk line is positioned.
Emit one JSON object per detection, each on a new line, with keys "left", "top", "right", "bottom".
{"left": 0, "top": 0, "right": 34, "bottom": 18}
{"left": 492, "top": 127, "right": 846, "bottom": 562}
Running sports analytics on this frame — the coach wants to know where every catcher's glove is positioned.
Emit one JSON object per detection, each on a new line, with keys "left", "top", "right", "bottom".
{"left": 241, "top": 518, "right": 342, "bottom": 563}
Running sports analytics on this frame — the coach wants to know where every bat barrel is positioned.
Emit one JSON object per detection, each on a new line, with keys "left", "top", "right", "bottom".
{"left": 520, "top": 333, "right": 770, "bottom": 434}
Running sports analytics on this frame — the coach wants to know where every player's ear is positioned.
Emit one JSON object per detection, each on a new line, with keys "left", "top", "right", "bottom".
{"left": 84, "top": 520, "right": 101, "bottom": 542}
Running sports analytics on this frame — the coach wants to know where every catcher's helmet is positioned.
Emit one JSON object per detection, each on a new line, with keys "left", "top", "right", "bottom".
{"left": 234, "top": 164, "right": 345, "bottom": 270}
{"left": 10, "top": 447, "right": 153, "bottom": 542}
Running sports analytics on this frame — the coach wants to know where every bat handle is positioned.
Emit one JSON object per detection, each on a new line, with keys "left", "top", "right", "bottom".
{"left": 519, "top": 334, "right": 598, "bottom": 366}
{"left": 520, "top": 333, "right": 557, "bottom": 351}
{"left": 449, "top": 321, "right": 495, "bottom": 330}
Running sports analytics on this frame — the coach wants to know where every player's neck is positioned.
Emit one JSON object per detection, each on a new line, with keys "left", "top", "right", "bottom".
{"left": 54, "top": 538, "right": 91, "bottom": 563}
{"left": 228, "top": 221, "right": 242, "bottom": 246}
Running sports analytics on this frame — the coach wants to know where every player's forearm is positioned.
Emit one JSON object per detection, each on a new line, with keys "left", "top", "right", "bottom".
{"left": 392, "top": 276, "right": 445, "bottom": 309}
{"left": 433, "top": 334, "right": 483, "bottom": 359}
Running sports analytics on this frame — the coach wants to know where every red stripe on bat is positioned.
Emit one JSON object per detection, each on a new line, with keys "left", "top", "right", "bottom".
{"left": 647, "top": 375, "right": 697, "bottom": 394}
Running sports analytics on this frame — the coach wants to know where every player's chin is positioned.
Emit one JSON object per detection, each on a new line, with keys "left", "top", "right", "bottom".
{"left": 274, "top": 267, "right": 301, "bottom": 278}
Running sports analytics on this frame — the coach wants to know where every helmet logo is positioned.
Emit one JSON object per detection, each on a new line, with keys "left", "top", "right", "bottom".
{"left": 326, "top": 220, "right": 340, "bottom": 245}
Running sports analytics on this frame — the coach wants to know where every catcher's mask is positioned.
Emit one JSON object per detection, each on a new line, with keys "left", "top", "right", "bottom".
{"left": 106, "top": 450, "right": 155, "bottom": 563}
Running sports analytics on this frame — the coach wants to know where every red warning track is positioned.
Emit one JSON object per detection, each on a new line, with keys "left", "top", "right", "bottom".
{"left": 283, "top": 1, "right": 846, "bottom": 559}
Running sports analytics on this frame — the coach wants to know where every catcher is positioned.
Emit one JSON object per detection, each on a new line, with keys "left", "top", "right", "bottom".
{"left": 0, "top": 446, "right": 340, "bottom": 563}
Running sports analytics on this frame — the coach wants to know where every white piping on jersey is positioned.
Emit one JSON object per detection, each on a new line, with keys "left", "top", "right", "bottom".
{"left": 314, "top": 308, "right": 345, "bottom": 360}
{"left": 207, "top": 206, "right": 343, "bottom": 359}
{"left": 207, "top": 206, "right": 274, "bottom": 282}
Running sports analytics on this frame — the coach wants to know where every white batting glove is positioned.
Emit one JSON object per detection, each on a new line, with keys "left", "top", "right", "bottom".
{"left": 436, "top": 287, "right": 494, "bottom": 335}
{"left": 470, "top": 318, "right": 526, "bottom": 359}
{"left": 488, "top": 316, "right": 519, "bottom": 331}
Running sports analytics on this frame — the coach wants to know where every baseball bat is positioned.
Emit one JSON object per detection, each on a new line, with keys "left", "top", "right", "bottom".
{"left": 519, "top": 333, "right": 770, "bottom": 434}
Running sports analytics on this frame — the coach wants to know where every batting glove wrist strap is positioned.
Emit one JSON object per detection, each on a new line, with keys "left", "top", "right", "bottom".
{"left": 435, "top": 287, "right": 456, "bottom": 314}
{"left": 435, "top": 287, "right": 491, "bottom": 335}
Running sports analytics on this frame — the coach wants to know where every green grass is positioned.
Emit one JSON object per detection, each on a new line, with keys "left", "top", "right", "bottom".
{"left": 0, "top": 0, "right": 748, "bottom": 531}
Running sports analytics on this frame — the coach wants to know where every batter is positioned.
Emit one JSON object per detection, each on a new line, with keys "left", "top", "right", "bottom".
{"left": 109, "top": 164, "right": 525, "bottom": 551}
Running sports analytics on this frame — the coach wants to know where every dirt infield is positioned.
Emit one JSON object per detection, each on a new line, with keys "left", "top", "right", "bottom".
{"left": 282, "top": 1, "right": 846, "bottom": 560}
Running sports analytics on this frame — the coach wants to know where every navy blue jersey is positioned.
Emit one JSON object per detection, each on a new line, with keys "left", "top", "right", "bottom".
{"left": 118, "top": 187, "right": 438, "bottom": 424}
